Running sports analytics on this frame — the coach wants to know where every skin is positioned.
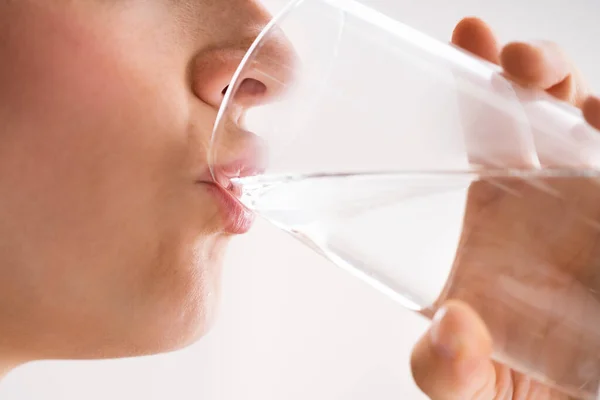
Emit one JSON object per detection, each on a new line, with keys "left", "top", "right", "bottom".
{"left": 411, "top": 18, "right": 600, "bottom": 400}
{"left": 1, "top": 1, "right": 600, "bottom": 398}
{"left": 0, "top": 0, "right": 293, "bottom": 375}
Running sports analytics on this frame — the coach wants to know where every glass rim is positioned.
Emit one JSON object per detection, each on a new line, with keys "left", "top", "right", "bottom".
{"left": 208, "top": 0, "right": 307, "bottom": 181}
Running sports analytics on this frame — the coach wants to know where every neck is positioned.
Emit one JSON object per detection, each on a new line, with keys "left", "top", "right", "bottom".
{"left": 0, "top": 362, "right": 12, "bottom": 381}
{"left": 0, "top": 348, "right": 21, "bottom": 381}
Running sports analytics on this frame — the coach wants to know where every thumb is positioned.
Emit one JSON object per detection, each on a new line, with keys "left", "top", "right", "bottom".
{"left": 410, "top": 301, "right": 497, "bottom": 400}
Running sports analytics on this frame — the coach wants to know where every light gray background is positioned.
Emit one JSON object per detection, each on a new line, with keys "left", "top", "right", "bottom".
{"left": 1, "top": 0, "right": 599, "bottom": 399}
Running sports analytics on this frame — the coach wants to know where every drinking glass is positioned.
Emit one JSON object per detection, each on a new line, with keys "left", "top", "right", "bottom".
{"left": 209, "top": 0, "right": 600, "bottom": 397}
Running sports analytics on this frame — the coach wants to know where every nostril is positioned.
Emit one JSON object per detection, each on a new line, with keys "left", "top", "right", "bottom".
{"left": 220, "top": 79, "right": 267, "bottom": 102}
{"left": 193, "top": 38, "right": 296, "bottom": 109}
{"left": 239, "top": 78, "right": 267, "bottom": 97}
{"left": 222, "top": 78, "right": 269, "bottom": 108}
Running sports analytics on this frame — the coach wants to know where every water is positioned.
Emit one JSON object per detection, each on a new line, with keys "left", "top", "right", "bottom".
{"left": 234, "top": 170, "right": 600, "bottom": 399}
{"left": 237, "top": 171, "right": 482, "bottom": 311}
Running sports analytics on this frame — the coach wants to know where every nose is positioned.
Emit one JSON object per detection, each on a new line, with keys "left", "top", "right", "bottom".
{"left": 191, "top": 25, "right": 297, "bottom": 111}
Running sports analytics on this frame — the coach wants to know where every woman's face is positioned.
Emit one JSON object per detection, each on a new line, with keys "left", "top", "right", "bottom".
{"left": 0, "top": 0, "right": 292, "bottom": 361}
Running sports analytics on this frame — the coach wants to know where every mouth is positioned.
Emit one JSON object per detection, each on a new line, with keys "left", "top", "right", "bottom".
{"left": 201, "top": 182, "right": 255, "bottom": 234}
{"left": 197, "top": 150, "right": 266, "bottom": 235}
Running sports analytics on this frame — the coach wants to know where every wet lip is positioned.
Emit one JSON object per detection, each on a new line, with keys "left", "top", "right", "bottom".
{"left": 197, "top": 158, "right": 264, "bottom": 235}
{"left": 201, "top": 182, "right": 254, "bottom": 234}
{"left": 197, "top": 123, "right": 266, "bottom": 234}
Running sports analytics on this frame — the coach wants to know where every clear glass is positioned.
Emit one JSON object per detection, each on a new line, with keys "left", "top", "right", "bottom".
{"left": 209, "top": 0, "right": 600, "bottom": 398}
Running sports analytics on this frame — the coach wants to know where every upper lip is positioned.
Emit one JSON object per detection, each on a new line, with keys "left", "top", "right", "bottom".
{"left": 197, "top": 155, "right": 265, "bottom": 190}
{"left": 197, "top": 114, "right": 267, "bottom": 189}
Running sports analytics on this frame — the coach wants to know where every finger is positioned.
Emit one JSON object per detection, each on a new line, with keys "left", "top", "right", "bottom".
{"left": 501, "top": 41, "right": 589, "bottom": 107}
{"left": 451, "top": 18, "right": 538, "bottom": 168}
{"left": 452, "top": 17, "right": 501, "bottom": 65}
{"left": 583, "top": 95, "right": 600, "bottom": 130}
{"left": 496, "top": 41, "right": 596, "bottom": 171}
{"left": 411, "top": 301, "right": 497, "bottom": 400}
{"left": 543, "top": 95, "right": 600, "bottom": 169}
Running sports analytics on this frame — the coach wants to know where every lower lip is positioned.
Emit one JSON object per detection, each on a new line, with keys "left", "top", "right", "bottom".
{"left": 203, "top": 183, "right": 255, "bottom": 234}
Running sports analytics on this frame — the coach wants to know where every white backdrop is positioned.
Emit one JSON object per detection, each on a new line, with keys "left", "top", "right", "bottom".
{"left": 2, "top": 0, "right": 600, "bottom": 399}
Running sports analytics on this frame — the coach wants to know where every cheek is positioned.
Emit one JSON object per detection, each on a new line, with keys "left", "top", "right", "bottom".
{"left": 0, "top": 5, "right": 227, "bottom": 341}
{"left": 0, "top": 21, "right": 177, "bottom": 246}
{"left": 0, "top": 5, "right": 216, "bottom": 244}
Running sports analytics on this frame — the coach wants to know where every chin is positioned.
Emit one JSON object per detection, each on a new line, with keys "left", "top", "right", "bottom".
{"left": 87, "top": 240, "right": 228, "bottom": 359}
{"left": 99, "top": 286, "right": 220, "bottom": 359}
{"left": 137, "top": 261, "right": 224, "bottom": 356}
{"left": 37, "top": 224, "right": 231, "bottom": 360}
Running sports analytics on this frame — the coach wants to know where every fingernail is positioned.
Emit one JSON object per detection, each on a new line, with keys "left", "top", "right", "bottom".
{"left": 430, "top": 306, "right": 464, "bottom": 359}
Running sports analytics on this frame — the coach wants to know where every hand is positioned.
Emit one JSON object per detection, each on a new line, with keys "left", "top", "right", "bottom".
{"left": 410, "top": 17, "right": 600, "bottom": 400}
